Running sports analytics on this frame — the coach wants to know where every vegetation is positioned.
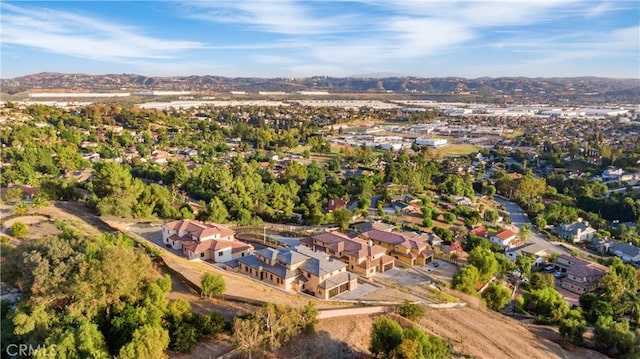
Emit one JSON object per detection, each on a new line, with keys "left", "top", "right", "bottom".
{"left": 201, "top": 273, "right": 226, "bottom": 298}
{"left": 232, "top": 302, "right": 318, "bottom": 357}
{"left": 0, "top": 223, "right": 227, "bottom": 357}
{"left": 370, "top": 317, "right": 451, "bottom": 359}
{"left": 482, "top": 283, "right": 512, "bottom": 311}
{"left": 10, "top": 222, "right": 28, "bottom": 238}
{"left": 397, "top": 301, "right": 425, "bottom": 322}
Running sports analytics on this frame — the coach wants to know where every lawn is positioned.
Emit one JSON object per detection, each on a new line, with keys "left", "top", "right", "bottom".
{"left": 435, "top": 144, "right": 480, "bottom": 156}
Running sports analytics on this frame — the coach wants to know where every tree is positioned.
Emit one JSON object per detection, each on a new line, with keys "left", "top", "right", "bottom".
{"left": 10, "top": 222, "right": 28, "bottom": 238}
{"left": 593, "top": 316, "right": 637, "bottom": 357}
{"left": 559, "top": 310, "right": 586, "bottom": 346}
{"left": 3, "top": 187, "right": 24, "bottom": 203}
{"left": 397, "top": 301, "right": 425, "bottom": 322}
{"left": 233, "top": 317, "right": 263, "bottom": 359}
{"left": 518, "top": 225, "right": 532, "bottom": 243}
{"left": 482, "top": 283, "right": 511, "bottom": 310}
{"left": 118, "top": 325, "right": 170, "bottom": 359}
{"left": 452, "top": 265, "right": 481, "bottom": 294}
{"left": 484, "top": 210, "right": 499, "bottom": 223}
{"left": 529, "top": 273, "right": 554, "bottom": 290}
{"left": 422, "top": 217, "right": 433, "bottom": 228}
{"left": 201, "top": 273, "right": 225, "bottom": 298}
{"left": 515, "top": 254, "right": 534, "bottom": 278}
{"left": 486, "top": 185, "right": 496, "bottom": 199}
{"left": 467, "top": 247, "right": 499, "bottom": 281}
{"left": 443, "top": 212, "right": 456, "bottom": 224}
{"left": 370, "top": 316, "right": 404, "bottom": 358}
{"left": 527, "top": 287, "right": 569, "bottom": 323}
{"left": 401, "top": 325, "right": 451, "bottom": 359}
{"left": 332, "top": 207, "right": 352, "bottom": 231}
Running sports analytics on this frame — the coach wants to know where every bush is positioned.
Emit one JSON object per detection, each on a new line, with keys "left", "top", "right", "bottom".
{"left": 10, "top": 222, "right": 28, "bottom": 238}
{"left": 201, "top": 273, "right": 226, "bottom": 297}
{"left": 397, "top": 300, "right": 425, "bottom": 321}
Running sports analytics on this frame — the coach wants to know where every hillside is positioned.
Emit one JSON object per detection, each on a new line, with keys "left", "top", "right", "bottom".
{"left": 2, "top": 72, "right": 638, "bottom": 103}
{"left": 272, "top": 309, "right": 609, "bottom": 359}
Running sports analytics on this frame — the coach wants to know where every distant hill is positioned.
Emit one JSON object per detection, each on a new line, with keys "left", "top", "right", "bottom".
{"left": 2, "top": 72, "right": 639, "bottom": 103}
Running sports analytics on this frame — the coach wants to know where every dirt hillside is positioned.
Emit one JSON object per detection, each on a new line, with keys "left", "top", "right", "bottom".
{"left": 276, "top": 307, "right": 608, "bottom": 359}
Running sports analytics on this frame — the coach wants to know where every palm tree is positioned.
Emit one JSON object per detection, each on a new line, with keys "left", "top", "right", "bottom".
{"left": 518, "top": 225, "right": 532, "bottom": 243}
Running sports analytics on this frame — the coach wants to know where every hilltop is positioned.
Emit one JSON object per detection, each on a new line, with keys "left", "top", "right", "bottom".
{"left": 2, "top": 72, "right": 638, "bottom": 103}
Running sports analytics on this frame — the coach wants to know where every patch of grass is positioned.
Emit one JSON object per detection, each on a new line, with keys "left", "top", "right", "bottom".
{"left": 435, "top": 144, "right": 480, "bottom": 156}
{"left": 424, "top": 285, "right": 459, "bottom": 303}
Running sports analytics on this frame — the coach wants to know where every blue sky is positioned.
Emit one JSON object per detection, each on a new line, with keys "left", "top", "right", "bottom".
{"left": 1, "top": 1, "right": 639, "bottom": 78}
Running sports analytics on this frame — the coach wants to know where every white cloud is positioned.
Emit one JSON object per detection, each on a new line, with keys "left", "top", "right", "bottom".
{"left": 0, "top": 3, "right": 203, "bottom": 62}
{"left": 184, "top": 0, "right": 361, "bottom": 35}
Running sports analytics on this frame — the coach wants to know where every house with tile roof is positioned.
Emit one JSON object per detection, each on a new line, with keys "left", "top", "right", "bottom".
{"left": 490, "top": 229, "right": 517, "bottom": 248}
{"left": 554, "top": 254, "right": 608, "bottom": 294}
{"left": 358, "top": 229, "right": 434, "bottom": 266}
{"left": 300, "top": 231, "right": 395, "bottom": 278}
{"left": 230, "top": 246, "right": 357, "bottom": 299}
{"left": 162, "top": 220, "right": 253, "bottom": 262}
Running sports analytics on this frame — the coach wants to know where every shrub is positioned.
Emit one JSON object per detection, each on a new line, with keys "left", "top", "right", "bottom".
{"left": 10, "top": 222, "right": 28, "bottom": 238}
{"left": 397, "top": 300, "right": 425, "bottom": 321}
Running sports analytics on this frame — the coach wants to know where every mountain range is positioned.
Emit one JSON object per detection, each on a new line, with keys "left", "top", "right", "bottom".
{"left": 2, "top": 72, "right": 639, "bottom": 103}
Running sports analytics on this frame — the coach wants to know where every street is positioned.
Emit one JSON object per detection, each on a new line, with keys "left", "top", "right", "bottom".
{"left": 494, "top": 196, "right": 567, "bottom": 255}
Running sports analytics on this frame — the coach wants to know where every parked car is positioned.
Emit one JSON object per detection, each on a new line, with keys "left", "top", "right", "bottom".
{"left": 544, "top": 265, "right": 555, "bottom": 272}
{"left": 433, "top": 261, "right": 440, "bottom": 267}
{"left": 554, "top": 271, "right": 566, "bottom": 278}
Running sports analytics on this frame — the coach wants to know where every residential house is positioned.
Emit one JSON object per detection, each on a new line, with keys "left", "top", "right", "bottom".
{"left": 608, "top": 242, "right": 640, "bottom": 263}
{"left": 552, "top": 218, "right": 596, "bottom": 243}
{"left": 231, "top": 246, "right": 358, "bottom": 299}
{"left": 0, "top": 184, "right": 39, "bottom": 200}
{"left": 327, "top": 198, "right": 348, "bottom": 212}
{"left": 490, "top": 229, "right": 517, "bottom": 248}
{"left": 602, "top": 167, "right": 623, "bottom": 180}
{"left": 351, "top": 221, "right": 395, "bottom": 233}
{"left": 359, "top": 229, "right": 434, "bottom": 266}
{"left": 162, "top": 220, "right": 253, "bottom": 262}
{"left": 554, "top": 254, "right": 608, "bottom": 294}
{"left": 506, "top": 242, "right": 549, "bottom": 267}
{"left": 301, "top": 231, "right": 394, "bottom": 278}
{"left": 469, "top": 225, "right": 489, "bottom": 238}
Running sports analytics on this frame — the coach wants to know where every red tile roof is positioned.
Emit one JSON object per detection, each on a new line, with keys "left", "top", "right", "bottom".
{"left": 494, "top": 229, "right": 517, "bottom": 241}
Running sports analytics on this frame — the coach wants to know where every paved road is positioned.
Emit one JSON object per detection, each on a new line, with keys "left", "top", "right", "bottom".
{"left": 494, "top": 196, "right": 567, "bottom": 255}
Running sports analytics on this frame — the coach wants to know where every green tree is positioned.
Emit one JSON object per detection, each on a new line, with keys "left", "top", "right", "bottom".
{"left": 467, "top": 247, "right": 499, "bottom": 281}
{"left": 559, "top": 310, "right": 586, "bottom": 346}
{"left": 527, "top": 287, "right": 569, "bottom": 323}
{"left": 10, "top": 222, "right": 29, "bottom": 238}
{"left": 88, "top": 162, "right": 144, "bottom": 217}
{"left": 397, "top": 301, "right": 425, "bottom": 322}
{"left": 482, "top": 283, "right": 511, "bottom": 310}
{"left": 518, "top": 225, "right": 532, "bottom": 243}
{"left": 484, "top": 210, "right": 499, "bottom": 223}
{"left": 402, "top": 325, "right": 451, "bottom": 359}
{"left": 332, "top": 207, "right": 352, "bottom": 231}
{"left": 118, "top": 325, "right": 170, "bottom": 359}
{"left": 515, "top": 254, "right": 534, "bottom": 278}
{"left": 443, "top": 212, "right": 456, "bottom": 224}
{"left": 370, "top": 317, "right": 404, "bottom": 358}
{"left": 3, "top": 187, "right": 24, "bottom": 202}
{"left": 201, "top": 273, "right": 225, "bottom": 298}
{"left": 452, "top": 265, "right": 481, "bottom": 294}
{"left": 529, "top": 273, "right": 554, "bottom": 290}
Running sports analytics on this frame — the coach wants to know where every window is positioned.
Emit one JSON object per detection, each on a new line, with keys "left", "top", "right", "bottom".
{"left": 241, "top": 253, "right": 245, "bottom": 256}
{"left": 307, "top": 273, "right": 310, "bottom": 278}
{"left": 200, "top": 252, "right": 205, "bottom": 258}
{"left": 218, "top": 251, "right": 223, "bottom": 257}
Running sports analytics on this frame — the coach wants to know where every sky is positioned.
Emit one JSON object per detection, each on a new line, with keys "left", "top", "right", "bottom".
{"left": 1, "top": 1, "right": 639, "bottom": 79}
